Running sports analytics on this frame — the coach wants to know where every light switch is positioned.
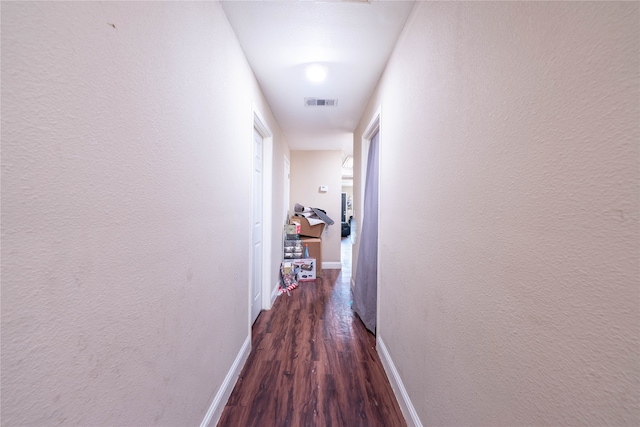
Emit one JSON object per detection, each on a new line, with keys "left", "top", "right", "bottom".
{"left": 319, "top": 186, "right": 328, "bottom": 193}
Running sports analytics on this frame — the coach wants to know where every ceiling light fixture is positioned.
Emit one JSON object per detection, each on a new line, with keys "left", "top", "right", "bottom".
{"left": 305, "top": 64, "right": 328, "bottom": 83}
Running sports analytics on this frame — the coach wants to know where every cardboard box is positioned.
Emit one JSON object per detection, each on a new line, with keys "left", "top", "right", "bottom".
{"left": 290, "top": 216, "right": 325, "bottom": 238}
{"left": 293, "top": 258, "right": 316, "bottom": 281}
{"left": 301, "top": 237, "right": 322, "bottom": 276}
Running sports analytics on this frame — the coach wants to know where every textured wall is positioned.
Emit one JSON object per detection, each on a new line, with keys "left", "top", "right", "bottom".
{"left": 1, "top": 2, "right": 287, "bottom": 425}
{"left": 290, "top": 150, "right": 343, "bottom": 264}
{"left": 355, "top": 2, "right": 639, "bottom": 425}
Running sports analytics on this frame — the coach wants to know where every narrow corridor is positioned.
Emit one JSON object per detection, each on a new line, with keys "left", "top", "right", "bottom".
{"left": 217, "top": 238, "right": 404, "bottom": 426}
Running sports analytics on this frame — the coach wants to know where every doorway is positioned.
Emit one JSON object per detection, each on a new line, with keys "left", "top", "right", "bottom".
{"left": 352, "top": 111, "right": 380, "bottom": 334}
{"left": 251, "top": 127, "right": 263, "bottom": 324}
{"left": 284, "top": 157, "right": 290, "bottom": 222}
{"left": 251, "top": 109, "right": 273, "bottom": 326}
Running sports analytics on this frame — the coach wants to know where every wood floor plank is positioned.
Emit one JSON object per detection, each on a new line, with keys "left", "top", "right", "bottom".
{"left": 217, "top": 262, "right": 406, "bottom": 427}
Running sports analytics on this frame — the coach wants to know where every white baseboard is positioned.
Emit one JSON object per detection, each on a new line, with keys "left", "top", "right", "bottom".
{"left": 270, "top": 281, "right": 280, "bottom": 306}
{"left": 322, "top": 261, "right": 342, "bottom": 270}
{"left": 200, "top": 335, "right": 250, "bottom": 427}
{"left": 377, "top": 335, "right": 423, "bottom": 427}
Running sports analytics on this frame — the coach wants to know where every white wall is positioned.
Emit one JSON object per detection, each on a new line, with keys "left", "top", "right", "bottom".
{"left": 266, "top": 126, "right": 292, "bottom": 300}
{"left": 1, "top": 2, "right": 287, "bottom": 425}
{"left": 355, "top": 2, "right": 639, "bottom": 426}
{"left": 290, "top": 150, "right": 342, "bottom": 265}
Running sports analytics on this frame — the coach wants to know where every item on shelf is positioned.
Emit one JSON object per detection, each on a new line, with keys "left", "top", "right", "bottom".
{"left": 278, "top": 261, "right": 299, "bottom": 295}
{"left": 293, "top": 258, "right": 316, "bottom": 281}
{"left": 283, "top": 239, "right": 303, "bottom": 259}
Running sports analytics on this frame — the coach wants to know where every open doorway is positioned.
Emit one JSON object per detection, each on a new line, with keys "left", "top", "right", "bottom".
{"left": 341, "top": 155, "right": 354, "bottom": 271}
{"left": 340, "top": 196, "right": 354, "bottom": 278}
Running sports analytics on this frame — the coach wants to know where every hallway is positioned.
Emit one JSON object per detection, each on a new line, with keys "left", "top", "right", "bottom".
{"left": 217, "top": 238, "right": 404, "bottom": 426}
{"left": 2, "top": 2, "right": 637, "bottom": 426}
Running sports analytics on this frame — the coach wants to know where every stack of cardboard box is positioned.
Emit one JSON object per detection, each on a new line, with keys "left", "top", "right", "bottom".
{"left": 289, "top": 216, "right": 324, "bottom": 277}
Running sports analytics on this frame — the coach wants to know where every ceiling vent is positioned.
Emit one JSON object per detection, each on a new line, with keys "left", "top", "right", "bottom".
{"left": 305, "top": 98, "right": 338, "bottom": 107}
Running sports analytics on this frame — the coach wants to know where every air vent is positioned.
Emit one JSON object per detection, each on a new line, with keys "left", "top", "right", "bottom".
{"left": 305, "top": 98, "right": 338, "bottom": 107}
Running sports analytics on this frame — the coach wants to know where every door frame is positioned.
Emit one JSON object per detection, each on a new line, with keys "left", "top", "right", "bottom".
{"left": 284, "top": 156, "right": 290, "bottom": 224}
{"left": 250, "top": 106, "right": 273, "bottom": 328}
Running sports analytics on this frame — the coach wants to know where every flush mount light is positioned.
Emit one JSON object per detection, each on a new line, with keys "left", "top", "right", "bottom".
{"left": 305, "top": 64, "right": 328, "bottom": 83}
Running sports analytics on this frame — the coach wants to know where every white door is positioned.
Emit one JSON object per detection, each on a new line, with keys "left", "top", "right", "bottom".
{"left": 251, "top": 127, "right": 263, "bottom": 324}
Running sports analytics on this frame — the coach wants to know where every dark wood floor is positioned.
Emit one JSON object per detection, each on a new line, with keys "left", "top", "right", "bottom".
{"left": 217, "top": 239, "right": 406, "bottom": 427}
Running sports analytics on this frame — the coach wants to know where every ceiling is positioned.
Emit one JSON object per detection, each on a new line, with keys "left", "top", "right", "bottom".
{"left": 220, "top": 0, "right": 415, "bottom": 155}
